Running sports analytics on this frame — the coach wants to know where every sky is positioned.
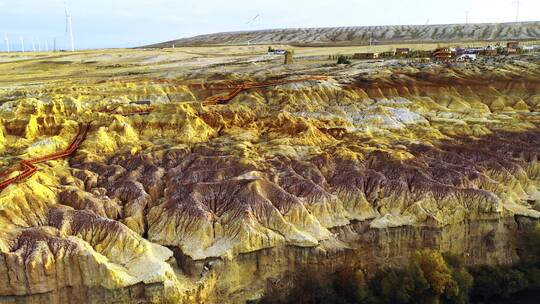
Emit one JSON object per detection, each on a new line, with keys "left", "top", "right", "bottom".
{"left": 0, "top": 0, "right": 538, "bottom": 50}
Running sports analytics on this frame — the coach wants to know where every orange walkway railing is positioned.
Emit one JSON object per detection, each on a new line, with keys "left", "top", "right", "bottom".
{"left": 0, "top": 76, "right": 327, "bottom": 190}
{"left": 0, "top": 123, "right": 90, "bottom": 191}
{"left": 202, "top": 76, "right": 327, "bottom": 105}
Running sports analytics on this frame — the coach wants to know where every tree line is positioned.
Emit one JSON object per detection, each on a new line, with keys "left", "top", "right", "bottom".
{"left": 259, "top": 223, "right": 540, "bottom": 304}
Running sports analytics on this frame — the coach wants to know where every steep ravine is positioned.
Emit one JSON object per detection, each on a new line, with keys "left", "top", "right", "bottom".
{"left": 180, "top": 217, "right": 534, "bottom": 303}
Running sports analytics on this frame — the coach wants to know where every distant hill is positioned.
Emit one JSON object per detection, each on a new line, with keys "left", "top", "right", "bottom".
{"left": 148, "top": 21, "right": 540, "bottom": 47}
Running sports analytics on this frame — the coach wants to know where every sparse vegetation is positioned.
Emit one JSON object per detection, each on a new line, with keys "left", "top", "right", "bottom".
{"left": 337, "top": 55, "right": 351, "bottom": 65}
{"left": 370, "top": 251, "right": 472, "bottom": 304}
{"left": 260, "top": 227, "right": 540, "bottom": 304}
{"left": 470, "top": 223, "right": 540, "bottom": 302}
{"left": 260, "top": 250, "right": 472, "bottom": 304}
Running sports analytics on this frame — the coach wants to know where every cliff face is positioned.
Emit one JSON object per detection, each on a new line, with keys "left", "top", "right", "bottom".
{"left": 0, "top": 50, "right": 539, "bottom": 303}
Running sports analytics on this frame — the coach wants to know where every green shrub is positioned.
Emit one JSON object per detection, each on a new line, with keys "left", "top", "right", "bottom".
{"left": 443, "top": 253, "right": 473, "bottom": 304}
{"left": 414, "top": 250, "right": 457, "bottom": 297}
{"left": 525, "top": 223, "right": 540, "bottom": 260}
{"left": 260, "top": 268, "right": 353, "bottom": 304}
{"left": 337, "top": 55, "right": 351, "bottom": 65}
{"left": 373, "top": 265, "right": 429, "bottom": 304}
{"left": 521, "top": 265, "right": 540, "bottom": 290}
{"left": 369, "top": 250, "right": 474, "bottom": 304}
{"left": 504, "top": 269, "right": 529, "bottom": 297}
{"left": 472, "top": 266, "right": 529, "bottom": 300}
{"left": 260, "top": 243, "right": 540, "bottom": 304}
{"left": 472, "top": 266, "right": 501, "bottom": 300}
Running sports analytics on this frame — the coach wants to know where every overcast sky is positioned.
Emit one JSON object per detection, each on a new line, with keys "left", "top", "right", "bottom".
{"left": 0, "top": 0, "right": 538, "bottom": 50}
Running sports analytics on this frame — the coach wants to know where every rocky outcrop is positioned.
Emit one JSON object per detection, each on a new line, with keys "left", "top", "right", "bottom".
{"left": 0, "top": 182, "right": 180, "bottom": 303}
{"left": 69, "top": 127, "right": 540, "bottom": 263}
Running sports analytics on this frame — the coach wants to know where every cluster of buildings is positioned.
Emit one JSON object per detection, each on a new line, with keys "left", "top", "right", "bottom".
{"left": 351, "top": 48, "right": 434, "bottom": 60}
{"left": 349, "top": 41, "right": 538, "bottom": 63}
{"left": 267, "top": 41, "right": 538, "bottom": 65}
{"left": 432, "top": 41, "right": 536, "bottom": 62}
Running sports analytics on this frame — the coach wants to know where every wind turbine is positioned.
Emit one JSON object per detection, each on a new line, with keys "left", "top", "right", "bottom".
{"left": 65, "top": 3, "right": 75, "bottom": 51}
{"left": 4, "top": 34, "right": 10, "bottom": 53}
{"left": 37, "top": 38, "right": 41, "bottom": 52}
{"left": 514, "top": 0, "right": 520, "bottom": 22}
{"left": 20, "top": 37, "right": 24, "bottom": 52}
{"left": 31, "top": 37, "right": 36, "bottom": 52}
{"left": 245, "top": 14, "right": 261, "bottom": 46}
{"left": 246, "top": 14, "right": 261, "bottom": 28}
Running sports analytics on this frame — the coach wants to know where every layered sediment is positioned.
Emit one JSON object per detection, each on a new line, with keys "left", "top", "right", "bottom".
{"left": 0, "top": 50, "right": 539, "bottom": 303}
{"left": 150, "top": 21, "right": 540, "bottom": 47}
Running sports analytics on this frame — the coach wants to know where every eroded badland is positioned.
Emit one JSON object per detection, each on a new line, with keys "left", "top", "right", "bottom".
{"left": 0, "top": 45, "right": 539, "bottom": 303}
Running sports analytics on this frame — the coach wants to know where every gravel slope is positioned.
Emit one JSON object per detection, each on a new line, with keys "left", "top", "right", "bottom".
{"left": 148, "top": 21, "right": 540, "bottom": 47}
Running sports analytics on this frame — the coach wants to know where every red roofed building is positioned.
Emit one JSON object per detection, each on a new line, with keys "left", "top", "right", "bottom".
{"left": 433, "top": 48, "right": 454, "bottom": 61}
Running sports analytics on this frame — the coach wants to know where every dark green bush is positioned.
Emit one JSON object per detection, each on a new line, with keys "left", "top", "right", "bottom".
{"left": 260, "top": 268, "right": 354, "bottom": 304}
{"left": 337, "top": 55, "right": 351, "bottom": 64}
{"left": 259, "top": 233, "right": 540, "bottom": 304}
{"left": 521, "top": 265, "right": 540, "bottom": 290}
{"left": 443, "top": 253, "right": 473, "bottom": 304}
{"left": 372, "top": 265, "right": 429, "bottom": 304}
{"left": 472, "top": 266, "right": 530, "bottom": 300}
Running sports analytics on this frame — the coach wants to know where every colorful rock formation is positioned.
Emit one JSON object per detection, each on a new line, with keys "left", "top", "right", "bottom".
{"left": 0, "top": 49, "right": 539, "bottom": 303}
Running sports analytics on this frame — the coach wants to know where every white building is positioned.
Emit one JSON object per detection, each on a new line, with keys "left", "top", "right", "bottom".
{"left": 457, "top": 54, "right": 477, "bottom": 61}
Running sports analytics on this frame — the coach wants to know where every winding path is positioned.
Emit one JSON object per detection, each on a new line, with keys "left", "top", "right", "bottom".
{"left": 0, "top": 76, "right": 327, "bottom": 190}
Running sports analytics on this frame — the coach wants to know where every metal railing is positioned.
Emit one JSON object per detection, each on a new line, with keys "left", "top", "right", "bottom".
{"left": 0, "top": 76, "right": 328, "bottom": 190}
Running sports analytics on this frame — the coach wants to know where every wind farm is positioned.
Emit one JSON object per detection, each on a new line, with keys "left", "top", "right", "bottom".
{"left": 2, "top": 4, "right": 74, "bottom": 53}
